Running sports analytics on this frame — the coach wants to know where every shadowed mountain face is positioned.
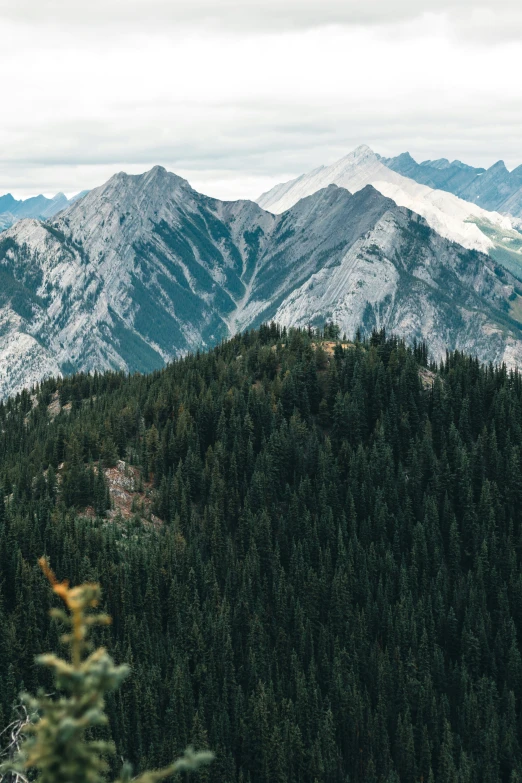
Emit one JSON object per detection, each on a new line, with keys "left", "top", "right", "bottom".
{"left": 0, "top": 166, "right": 522, "bottom": 398}
{"left": 380, "top": 152, "right": 522, "bottom": 217}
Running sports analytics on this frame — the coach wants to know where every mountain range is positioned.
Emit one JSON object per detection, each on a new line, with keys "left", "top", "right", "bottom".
{"left": 379, "top": 151, "right": 522, "bottom": 217}
{"left": 0, "top": 190, "right": 88, "bottom": 232}
{"left": 2, "top": 157, "right": 522, "bottom": 398}
{"left": 258, "top": 145, "right": 522, "bottom": 280}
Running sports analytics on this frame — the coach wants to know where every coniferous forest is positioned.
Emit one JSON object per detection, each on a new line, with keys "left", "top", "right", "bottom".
{"left": 1, "top": 324, "right": 522, "bottom": 782}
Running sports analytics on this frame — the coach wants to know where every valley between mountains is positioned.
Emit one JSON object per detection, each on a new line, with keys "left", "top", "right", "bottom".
{"left": 2, "top": 157, "right": 522, "bottom": 398}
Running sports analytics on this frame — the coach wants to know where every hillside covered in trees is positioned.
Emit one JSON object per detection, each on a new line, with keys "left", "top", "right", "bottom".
{"left": 1, "top": 324, "right": 522, "bottom": 782}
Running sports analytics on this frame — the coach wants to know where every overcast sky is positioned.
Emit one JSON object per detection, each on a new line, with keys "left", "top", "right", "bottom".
{"left": 1, "top": 0, "right": 521, "bottom": 200}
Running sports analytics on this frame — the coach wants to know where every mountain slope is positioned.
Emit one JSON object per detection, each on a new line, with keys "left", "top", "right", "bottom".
{"left": 2, "top": 167, "right": 522, "bottom": 397}
{"left": 236, "top": 184, "right": 522, "bottom": 366}
{"left": 274, "top": 197, "right": 522, "bottom": 368}
{"left": 257, "top": 145, "right": 518, "bottom": 256}
{"left": 380, "top": 151, "right": 522, "bottom": 218}
{"left": 230, "top": 184, "right": 396, "bottom": 331}
{"left": 0, "top": 166, "right": 277, "bottom": 397}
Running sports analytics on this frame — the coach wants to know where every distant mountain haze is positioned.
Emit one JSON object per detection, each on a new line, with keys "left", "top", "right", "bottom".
{"left": 0, "top": 191, "right": 89, "bottom": 231}
{"left": 379, "top": 151, "right": 522, "bottom": 217}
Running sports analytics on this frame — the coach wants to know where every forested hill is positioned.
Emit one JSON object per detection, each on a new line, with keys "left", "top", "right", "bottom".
{"left": 1, "top": 324, "right": 522, "bottom": 782}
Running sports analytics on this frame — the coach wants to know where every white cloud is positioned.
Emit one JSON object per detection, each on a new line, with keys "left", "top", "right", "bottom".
{"left": 0, "top": 2, "right": 520, "bottom": 199}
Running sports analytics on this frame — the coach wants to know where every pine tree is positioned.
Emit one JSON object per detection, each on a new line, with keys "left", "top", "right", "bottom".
{"left": 0, "top": 559, "right": 213, "bottom": 783}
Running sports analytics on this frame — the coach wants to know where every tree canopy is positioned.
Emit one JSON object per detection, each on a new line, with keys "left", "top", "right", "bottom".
{"left": 0, "top": 323, "right": 521, "bottom": 782}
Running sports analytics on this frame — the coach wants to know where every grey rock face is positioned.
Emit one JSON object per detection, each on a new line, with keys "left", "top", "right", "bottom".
{"left": 0, "top": 166, "right": 276, "bottom": 396}
{"left": 274, "top": 198, "right": 522, "bottom": 370}
{"left": 1, "top": 168, "right": 522, "bottom": 398}
{"left": 380, "top": 152, "right": 522, "bottom": 217}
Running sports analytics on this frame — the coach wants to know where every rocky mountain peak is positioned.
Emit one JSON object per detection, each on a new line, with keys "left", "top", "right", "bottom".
{"left": 346, "top": 144, "right": 377, "bottom": 163}
{"left": 488, "top": 160, "right": 509, "bottom": 174}
{"left": 58, "top": 165, "right": 195, "bottom": 247}
{"left": 103, "top": 165, "right": 189, "bottom": 193}
{"left": 395, "top": 152, "right": 416, "bottom": 163}
{"left": 256, "top": 144, "right": 517, "bottom": 254}
{"left": 0, "top": 193, "right": 16, "bottom": 211}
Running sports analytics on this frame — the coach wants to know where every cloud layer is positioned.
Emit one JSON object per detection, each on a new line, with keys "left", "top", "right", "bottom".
{"left": 0, "top": 1, "right": 521, "bottom": 199}
{"left": 1, "top": 0, "right": 521, "bottom": 37}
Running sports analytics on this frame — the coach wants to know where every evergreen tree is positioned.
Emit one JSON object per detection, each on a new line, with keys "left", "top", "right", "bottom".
{"left": 1, "top": 559, "right": 213, "bottom": 783}
{"left": 0, "top": 326, "right": 521, "bottom": 782}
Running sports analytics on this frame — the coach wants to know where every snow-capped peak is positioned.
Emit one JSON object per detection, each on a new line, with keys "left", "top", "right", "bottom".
{"left": 256, "top": 145, "right": 515, "bottom": 254}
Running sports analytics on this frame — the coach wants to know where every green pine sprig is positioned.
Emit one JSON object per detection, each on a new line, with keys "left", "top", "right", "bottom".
{"left": 0, "top": 558, "right": 213, "bottom": 783}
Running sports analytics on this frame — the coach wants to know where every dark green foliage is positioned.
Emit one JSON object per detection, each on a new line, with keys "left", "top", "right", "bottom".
{"left": 43, "top": 224, "right": 67, "bottom": 243}
{"left": 0, "top": 269, "right": 45, "bottom": 319}
{"left": 130, "top": 274, "right": 189, "bottom": 352}
{"left": 243, "top": 227, "right": 264, "bottom": 282}
{"left": 1, "top": 324, "right": 522, "bottom": 781}
{"left": 0, "top": 237, "right": 17, "bottom": 259}
{"left": 152, "top": 216, "right": 243, "bottom": 304}
{"left": 0, "top": 560, "right": 213, "bottom": 783}
{"left": 106, "top": 307, "right": 165, "bottom": 374}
